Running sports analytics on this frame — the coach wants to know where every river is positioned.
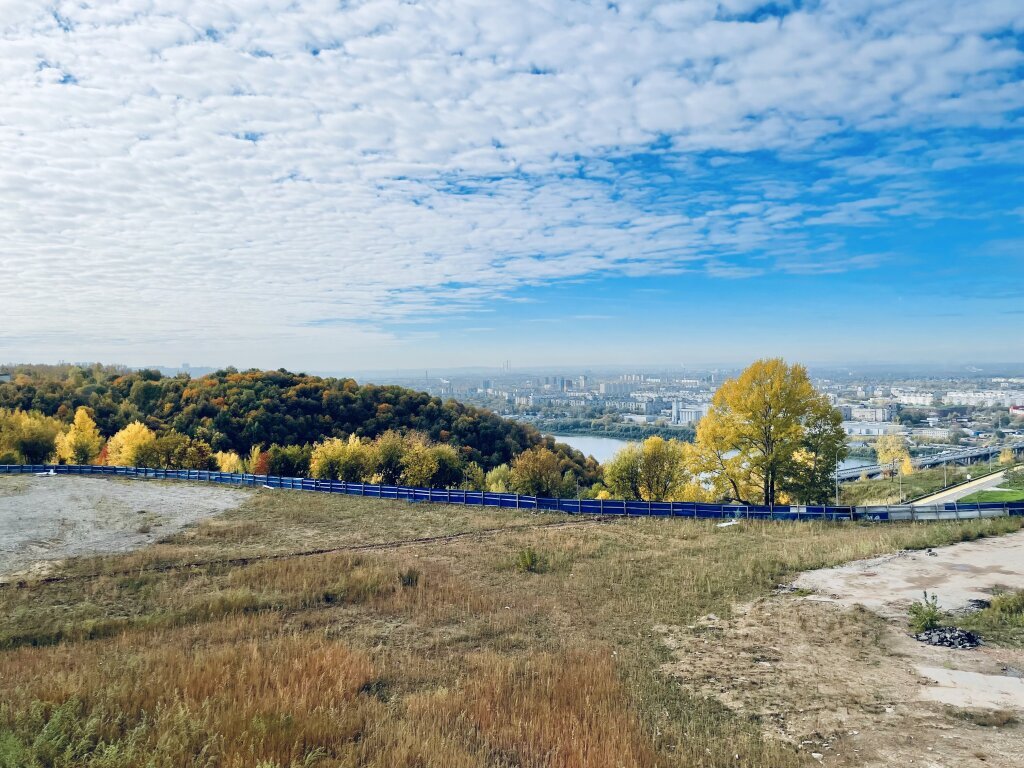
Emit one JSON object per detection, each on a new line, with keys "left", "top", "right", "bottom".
{"left": 549, "top": 433, "right": 876, "bottom": 470}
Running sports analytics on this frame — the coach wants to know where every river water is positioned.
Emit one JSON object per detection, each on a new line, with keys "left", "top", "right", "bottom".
{"left": 549, "top": 433, "right": 876, "bottom": 469}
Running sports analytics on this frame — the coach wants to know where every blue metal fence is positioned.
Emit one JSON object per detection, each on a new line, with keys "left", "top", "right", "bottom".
{"left": 2, "top": 464, "right": 1022, "bottom": 523}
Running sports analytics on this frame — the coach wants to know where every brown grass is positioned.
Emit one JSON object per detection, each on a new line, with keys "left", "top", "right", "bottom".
{"left": 2, "top": 487, "right": 1023, "bottom": 767}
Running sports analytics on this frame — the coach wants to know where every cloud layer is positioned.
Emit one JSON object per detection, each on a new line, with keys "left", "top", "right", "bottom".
{"left": 1, "top": 1, "right": 1022, "bottom": 365}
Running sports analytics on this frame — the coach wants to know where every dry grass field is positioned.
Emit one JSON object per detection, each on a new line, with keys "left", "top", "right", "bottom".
{"left": 1, "top": 478, "right": 1022, "bottom": 767}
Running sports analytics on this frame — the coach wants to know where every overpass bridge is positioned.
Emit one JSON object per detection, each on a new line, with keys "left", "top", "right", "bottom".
{"left": 838, "top": 440, "right": 1024, "bottom": 482}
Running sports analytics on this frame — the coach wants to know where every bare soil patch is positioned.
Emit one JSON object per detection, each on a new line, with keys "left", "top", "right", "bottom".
{"left": 659, "top": 530, "right": 1024, "bottom": 766}
{"left": 0, "top": 475, "right": 251, "bottom": 580}
{"left": 791, "top": 530, "right": 1024, "bottom": 618}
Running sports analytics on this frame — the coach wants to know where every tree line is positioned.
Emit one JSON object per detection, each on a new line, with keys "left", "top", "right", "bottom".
{"left": 0, "top": 359, "right": 849, "bottom": 504}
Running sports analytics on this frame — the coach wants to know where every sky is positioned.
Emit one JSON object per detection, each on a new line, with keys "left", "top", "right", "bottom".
{"left": 1, "top": 1, "right": 1023, "bottom": 372}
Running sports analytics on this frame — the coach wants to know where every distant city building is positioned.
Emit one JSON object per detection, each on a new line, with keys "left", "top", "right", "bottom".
{"left": 850, "top": 404, "right": 898, "bottom": 422}
{"left": 670, "top": 402, "right": 709, "bottom": 425}
{"left": 599, "top": 382, "right": 635, "bottom": 396}
{"left": 913, "top": 427, "right": 951, "bottom": 440}
{"left": 943, "top": 390, "right": 1024, "bottom": 407}
{"left": 895, "top": 392, "right": 935, "bottom": 406}
{"left": 842, "top": 421, "right": 908, "bottom": 436}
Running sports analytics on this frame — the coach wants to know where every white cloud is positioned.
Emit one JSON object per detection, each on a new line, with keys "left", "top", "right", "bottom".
{"left": 0, "top": 0, "right": 1021, "bottom": 366}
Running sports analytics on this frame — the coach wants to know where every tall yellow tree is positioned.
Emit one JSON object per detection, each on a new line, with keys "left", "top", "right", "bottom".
{"left": 105, "top": 421, "right": 156, "bottom": 466}
{"left": 693, "top": 359, "right": 828, "bottom": 506}
{"left": 55, "top": 407, "right": 104, "bottom": 465}
{"left": 874, "top": 433, "right": 910, "bottom": 476}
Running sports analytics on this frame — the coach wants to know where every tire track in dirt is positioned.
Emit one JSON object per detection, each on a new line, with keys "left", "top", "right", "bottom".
{"left": 0, "top": 516, "right": 618, "bottom": 590}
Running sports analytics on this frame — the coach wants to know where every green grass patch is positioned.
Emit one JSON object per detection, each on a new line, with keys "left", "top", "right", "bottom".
{"left": 960, "top": 489, "right": 1024, "bottom": 504}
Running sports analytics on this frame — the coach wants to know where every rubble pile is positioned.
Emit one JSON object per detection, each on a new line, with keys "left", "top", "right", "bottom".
{"left": 914, "top": 626, "right": 980, "bottom": 649}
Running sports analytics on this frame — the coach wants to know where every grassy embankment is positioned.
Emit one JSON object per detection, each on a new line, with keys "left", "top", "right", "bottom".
{"left": 840, "top": 464, "right": 1004, "bottom": 505}
{"left": 2, "top": 484, "right": 1023, "bottom": 768}
{"left": 960, "top": 466, "right": 1024, "bottom": 504}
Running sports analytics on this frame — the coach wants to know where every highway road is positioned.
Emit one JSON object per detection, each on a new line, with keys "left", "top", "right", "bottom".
{"left": 911, "top": 470, "right": 1007, "bottom": 507}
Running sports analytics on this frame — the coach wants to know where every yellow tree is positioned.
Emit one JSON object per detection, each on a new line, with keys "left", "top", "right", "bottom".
{"left": 310, "top": 435, "right": 374, "bottom": 481}
{"left": 604, "top": 437, "right": 700, "bottom": 501}
{"left": 509, "top": 446, "right": 566, "bottom": 497}
{"left": 55, "top": 407, "right": 104, "bottom": 465}
{"left": 874, "top": 434, "right": 910, "bottom": 475}
{"left": 105, "top": 421, "right": 156, "bottom": 466}
{"left": 999, "top": 448, "right": 1015, "bottom": 466}
{"left": 400, "top": 434, "right": 440, "bottom": 487}
{"left": 0, "top": 409, "right": 62, "bottom": 464}
{"left": 214, "top": 450, "right": 243, "bottom": 473}
{"left": 693, "top": 359, "right": 823, "bottom": 506}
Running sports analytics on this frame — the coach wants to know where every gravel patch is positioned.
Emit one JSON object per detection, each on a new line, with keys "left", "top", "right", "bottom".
{"left": 0, "top": 475, "right": 251, "bottom": 579}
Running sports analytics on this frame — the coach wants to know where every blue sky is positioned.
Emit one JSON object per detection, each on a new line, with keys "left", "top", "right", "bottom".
{"left": 1, "top": 1, "right": 1022, "bottom": 370}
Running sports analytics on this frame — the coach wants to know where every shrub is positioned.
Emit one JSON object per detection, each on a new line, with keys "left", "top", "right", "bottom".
{"left": 908, "top": 590, "right": 942, "bottom": 633}
{"left": 398, "top": 568, "right": 420, "bottom": 588}
{"left": 516, "top": 547, "right": 542, "bottom": 574}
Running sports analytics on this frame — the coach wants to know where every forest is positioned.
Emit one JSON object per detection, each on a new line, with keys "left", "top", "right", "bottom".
{"left": 0, "top": 364, "right": 600, "bottom": 489}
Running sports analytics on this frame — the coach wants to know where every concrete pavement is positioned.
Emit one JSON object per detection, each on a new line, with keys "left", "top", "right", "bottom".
{"left": 911, "top": 470, "right": 1006, "bottom": 507}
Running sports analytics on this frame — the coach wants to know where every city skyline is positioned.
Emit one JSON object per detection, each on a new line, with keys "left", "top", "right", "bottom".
{"left": 2, "top": 2, "right": 1023, "bottom": 369}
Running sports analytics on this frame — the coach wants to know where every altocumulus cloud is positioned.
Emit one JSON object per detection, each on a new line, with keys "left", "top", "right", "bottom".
{"left": 0, "top": 1, "right": 1022, "bottom": 364}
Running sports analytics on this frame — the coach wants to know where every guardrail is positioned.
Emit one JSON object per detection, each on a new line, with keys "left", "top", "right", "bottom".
{"left": 2, "top": 464, "right": 1023, "bottom": 523}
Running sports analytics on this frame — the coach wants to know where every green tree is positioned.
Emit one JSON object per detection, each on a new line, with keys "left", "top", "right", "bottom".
{"left": 781, "top": 398, "right": 848, "bottom": 504}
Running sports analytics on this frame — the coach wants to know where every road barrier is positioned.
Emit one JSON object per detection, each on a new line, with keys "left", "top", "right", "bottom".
{"left": 2, "top": 464, "right": 1023, "bottom": 523}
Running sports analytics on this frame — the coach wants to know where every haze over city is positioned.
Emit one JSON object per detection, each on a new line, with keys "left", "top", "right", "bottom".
{"left": 3, "top": 1, "right": 1023, "bottom": 369}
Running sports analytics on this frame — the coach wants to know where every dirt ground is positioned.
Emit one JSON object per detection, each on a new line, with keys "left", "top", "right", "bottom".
{"left": 0, "top": 475, "right": 250, "bottom": 580}
{"left": 659, "top": 532, "right": 1024, "bottom": 767}
{"left": 791, "top": 530, "right": 1024, "bottom": 617}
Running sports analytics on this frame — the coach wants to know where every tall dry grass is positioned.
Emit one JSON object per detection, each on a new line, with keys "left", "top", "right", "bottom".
{"left": 1, "top": 496, "right": 1021, "bottom": 767}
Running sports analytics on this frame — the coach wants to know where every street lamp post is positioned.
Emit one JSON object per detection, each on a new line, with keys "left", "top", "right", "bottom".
{"left": 835, "top": 450, "right": 840, "bottom": 506}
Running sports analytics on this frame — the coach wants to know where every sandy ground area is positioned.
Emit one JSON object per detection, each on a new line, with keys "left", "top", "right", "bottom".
{"left": 0, "top": 475, "right": 250, "bottom": 580}
{"left": 660, "top": 532, "right": 1024, "bottom": 766}
{"left": 791, "top": 530, "right": 1024, "bottom": 617}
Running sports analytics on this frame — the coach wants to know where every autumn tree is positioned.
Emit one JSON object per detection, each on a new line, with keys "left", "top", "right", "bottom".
{"left": 604, "top": 437, "right": 707, "bottom": 502}
{"left": 484, "top": 463, "right": 513, "bottom": 492}
{"left": 509, "top": 446, "right": 567, "bottom": 497}
{"left": 399, "top": 433, "right": 439, "bottom": 487}
{"left": 781, "top": 398, "right": 849, "bottom": 504}
{"left": 0, "top": 409, "right": 62, "bottom": 464}
{"left": 874, "top": 434, "right": 910, "bottom": 475}
{"left": 214, "top": 450, "right": 244, "bottom": 473}
{"left": 371, "top": 430, "right": 406, "bottom": 485}
{"left": 55, "top": 407, "right": 104, "bottom": 464}
{"left": 266, "top": 443, "right": 312, "bottom": 477}
{"left": 693, "top": 359, "right": 842, "bottom": 506}
{"left": 310, "top": 436, "right": 374, "bottom": 481}
{"left": 461, "top": 461, "right": 486, "bottom": 491}
{"left": 135, "top": 431, "right": 215, "bottom": 469}
{"left": 106, "top": 421, "right": 156, "bottom": 466}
